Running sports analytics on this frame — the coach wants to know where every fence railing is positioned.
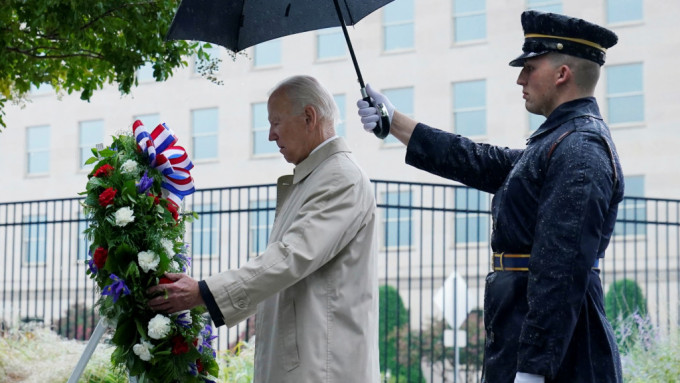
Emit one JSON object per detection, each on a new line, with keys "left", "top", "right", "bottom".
{"left": 1, "top": 180, "right": 678, "bottom": 382}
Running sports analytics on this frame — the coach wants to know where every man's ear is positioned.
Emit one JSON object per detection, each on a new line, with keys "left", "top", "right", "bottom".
{"left": 556, "top": 65, "right": 571, "bottom": 85}
{"left": 303, "top": 105, "right": 317, "bottom": 130}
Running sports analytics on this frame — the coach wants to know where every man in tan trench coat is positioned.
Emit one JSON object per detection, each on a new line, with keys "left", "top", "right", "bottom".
{"left": 148, "top": 75, "right": 380, "bottom": 382}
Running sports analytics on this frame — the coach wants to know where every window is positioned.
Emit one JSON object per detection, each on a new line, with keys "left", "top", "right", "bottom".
{"left": 607, "top": 0, "right": 643, "bottom": 24}
{"left": 137, "top": 62, "right": 155, "bottom": 82}
{"left": 453, "top": 0, "right": 486, "bottom": 43}
{"left": 194, "top": 44, "right": 221, "bottom": 74}
{"left": 249, "top": 200, "right": 276, "bottom": 254}
{"left": 23, "top": 215, "right": 47, "bottom": 264}
{"left": 382, "top": 87, "right": 414, "bottom": 145}
{"left": 383, "top": 0, "right": 414, "bottom": 51}
{"left": 527, "top": 0, "right": 563, "bottom": 13}
{"left": 455, "top": 188, "right": 490, "bottom": 244}
{"left": 382, "top": 191, "right": 413, "bottom": 248}
{"left": 333, "top": 94, "right": 346, "bottom": 137}
{"left": 254, "top": 39, "right": 282, "bottom": 67}
{"left": 79, "top": 120, "right": 104, "bottom": 169}
{"left": 192, "top": 108, "right": 219, "bottom": 160}
{"left": 134, "top": 114, "right": 161, "bottom": 130}
{"left": 615, "top": 176, "right": 646, "bottom": 236}
{"left": 453, "top": 80, "right": 486, "bottom": 136}
{"left": 27, "top": 125, "right": 50, "bottom": 175}
{"left": 529, "top": 113, "right": 546, "bottom": 132}
{"left": 317, "top": 27, "right": 346, "bottom": 60}
{"left": 252, "top": 102, "right": 278, "bottom": 155}
{"left": 191, "top": 204, "right": 219, "bottom": 257}
{"left": 606, "top": 63, "right": 644, "bottom": 125}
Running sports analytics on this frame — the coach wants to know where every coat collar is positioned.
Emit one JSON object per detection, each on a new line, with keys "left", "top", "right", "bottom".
{"left": 293, "top": 137, "right": 350, "bottom": 184}
{"left": 528, "top": 97, "right": 603, "bottom": 141}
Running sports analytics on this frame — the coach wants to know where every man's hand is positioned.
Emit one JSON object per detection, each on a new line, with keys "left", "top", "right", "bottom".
{"left": 514, "top": 372, "right": 545, "bottom": 383}
{"left": 147, "top": 273, "right": 204, "bottom": 314}
{"left": 357, "top": 83, "right": 395, "bottom": 132}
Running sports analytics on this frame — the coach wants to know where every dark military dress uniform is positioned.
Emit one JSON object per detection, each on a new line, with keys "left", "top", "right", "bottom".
{"left": 406, "top": 96, "right": 624, "bottom": 382}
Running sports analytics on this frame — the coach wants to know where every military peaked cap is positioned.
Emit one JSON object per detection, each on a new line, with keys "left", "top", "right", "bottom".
{"left": 509, "top": 11, "right": 618, "bottom": 67}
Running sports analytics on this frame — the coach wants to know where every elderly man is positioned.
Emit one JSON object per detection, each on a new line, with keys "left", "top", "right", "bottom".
{"left": 358, "top": 11, "right": 623, "bottom": 383}
{"left": 150, "top": 75, "right": 379, "bottom": 382}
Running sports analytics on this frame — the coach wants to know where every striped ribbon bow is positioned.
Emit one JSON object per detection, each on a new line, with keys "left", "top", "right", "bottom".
{"left": 132, "top": 120, "right": 195, "bottom": 206}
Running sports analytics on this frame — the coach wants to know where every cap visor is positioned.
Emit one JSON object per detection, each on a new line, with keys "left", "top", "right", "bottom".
{"left": 509, "top": 51, "right": 548, "bottom": 66}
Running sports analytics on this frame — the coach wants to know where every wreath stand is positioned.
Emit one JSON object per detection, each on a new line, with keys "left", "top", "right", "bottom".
{"left": 68, "top": 318, "right": 138, "bottom": 383}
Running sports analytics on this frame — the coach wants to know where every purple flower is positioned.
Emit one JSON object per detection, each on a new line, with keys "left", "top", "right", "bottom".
{"left": 188, "top": 362, "right": 199, "bottom": 376}
{"left": 198, "top": 324, "right": 217, "bottom": 357}
{"left": 101, "top": 274, "right": 131, "bottom": 303}
{"left": 175, "top": 311, "right": 192, "bottom": 329}
{"left": 87, "top": 252, "right": 98, "bottom": 274}
{"left": 175, "top": 251, "right": 191, "bottom": 272}
{"left": 136, "top": 171, "right": 153, "bottom": 193}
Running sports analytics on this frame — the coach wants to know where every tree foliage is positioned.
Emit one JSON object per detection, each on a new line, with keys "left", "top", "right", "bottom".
{"left": 0, "top": 0, "right": 209, "bottom": 128}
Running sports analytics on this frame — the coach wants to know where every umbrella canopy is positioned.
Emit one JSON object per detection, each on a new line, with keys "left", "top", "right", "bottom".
{"left": 166, "top": 0, "right": 394, "bottom": 138}
{"left": 166, "top": 0, "right": 393, "bottom": 53}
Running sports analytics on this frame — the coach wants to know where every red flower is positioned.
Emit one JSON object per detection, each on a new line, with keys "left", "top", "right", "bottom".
{"left": 166, "top": 201, "right": 179, "bottom": 221}
{"left": 93, "top": 247, "right": 108, "bottom": 269}
{"left": 196, "top": 359, "right": 204, "bottom": 373}
{"left": 171, "top": 335, "right": 190, "bottom": 355}
{"left": 159, "top": 277, "right": 173, "bottom": 285}
{"left": 93, "top": 164, "right": 114, "bottom": 178}
{"left": 98, "top": 188, "right": 117, "bottom": 207}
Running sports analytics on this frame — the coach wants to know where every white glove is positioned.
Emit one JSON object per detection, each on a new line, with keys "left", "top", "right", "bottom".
{"left": 514, "top": 372, "right": 545, "bottom": 383}
{"left": 356, "top": 83, "right": 395, "bottom": 133}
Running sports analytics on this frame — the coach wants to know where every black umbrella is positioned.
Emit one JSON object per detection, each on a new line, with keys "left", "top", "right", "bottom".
{"left": 166, "top": 0, "right": 392, "bottom": 138}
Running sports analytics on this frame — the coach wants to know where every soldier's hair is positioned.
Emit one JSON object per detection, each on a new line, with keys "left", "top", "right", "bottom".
{"left": 549, "top": 53, "right": 600, "bottom": 95}
{"left": 270, "top": 75, "right": 339, "bottom": 129}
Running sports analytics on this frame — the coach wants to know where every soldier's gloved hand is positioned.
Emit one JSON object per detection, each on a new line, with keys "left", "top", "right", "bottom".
{"left": 356, "top": 83, "right": 394, "bottom": 132}
{"left": 514, "top": 372, "right": 544, "bottom": 383}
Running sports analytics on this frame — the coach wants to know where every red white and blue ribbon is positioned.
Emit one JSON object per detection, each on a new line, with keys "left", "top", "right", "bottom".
{"left": 132, "top": 120, "right": 195, "bottom": 206}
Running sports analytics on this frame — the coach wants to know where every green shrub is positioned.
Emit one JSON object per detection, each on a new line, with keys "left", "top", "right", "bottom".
{"left": 605, "top": 279, "right": 648, "bottom": 351}
{"left": 619, "top": 314, "right": 680, "bottom": 383}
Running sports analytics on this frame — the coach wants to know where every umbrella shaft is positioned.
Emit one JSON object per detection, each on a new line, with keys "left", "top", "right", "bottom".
{"left": 332, "top": 0, "right": 365, "bottom": 88}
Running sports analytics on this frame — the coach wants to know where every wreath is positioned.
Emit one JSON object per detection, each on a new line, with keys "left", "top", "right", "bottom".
{"left": 81, "top": 120, "right": 219, "bottom": 382}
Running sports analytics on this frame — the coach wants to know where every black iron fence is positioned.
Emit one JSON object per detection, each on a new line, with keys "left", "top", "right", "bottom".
{"left": 1, "top": 180, "right": 678, "bottom": 382}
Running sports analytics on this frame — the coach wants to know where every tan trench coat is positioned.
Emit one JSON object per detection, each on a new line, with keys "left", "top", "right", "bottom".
{"left": 204, "top": 138, "right": 379, "bottom": 382}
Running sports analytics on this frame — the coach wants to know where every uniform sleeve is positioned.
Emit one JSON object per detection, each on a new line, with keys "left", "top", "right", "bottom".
{"left": 516, "top": 131, "right": 616, "bottom": 377}
{"left": 406, "top": 123, "right": 523, "bottom": 193}
{"left": 203, "top": 166, "right": 373, "bottom": 327}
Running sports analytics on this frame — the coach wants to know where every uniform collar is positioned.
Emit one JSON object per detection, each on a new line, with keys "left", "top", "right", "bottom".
{"left": 528, "top": 97, "right": 602, "bottom": 141}
{"left": 293, "top": 137, "right": 350, "bottom": 184}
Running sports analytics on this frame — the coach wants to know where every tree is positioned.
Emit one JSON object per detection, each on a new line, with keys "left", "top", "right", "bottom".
{"left": 0, "top": 0, "right": 218, "bottom": 129}
{"left": 379, "top": 284, "right": 425, "bottom": 383}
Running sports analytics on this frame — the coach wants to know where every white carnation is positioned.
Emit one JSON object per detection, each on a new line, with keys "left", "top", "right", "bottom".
{"left": 161, "top": 238, "right": 175, "bottom": 257}
{"left": 137, "top": 250, "right": 160, "bottom": 273}
{"left": 132, "top": 340, "right": 154, "bottom": 361}
{"left": 170, "top": 261, "right": 180, "bottom": 272}
{"left": 114, "top": 207, "right": 135, "bottom": 227}
{"left": 148, "top": 314, "right": 172, "bottom": 340}
{"left": 121, "top": 159, "right": 139, "bottom": 175}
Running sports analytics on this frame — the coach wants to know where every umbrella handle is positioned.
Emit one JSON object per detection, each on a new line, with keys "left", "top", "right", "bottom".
{"left": 361, "top": 91, "right": 390, "bottom": 139}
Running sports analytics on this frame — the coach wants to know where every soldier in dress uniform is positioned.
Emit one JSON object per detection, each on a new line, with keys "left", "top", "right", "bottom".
{"left": 357, "top": 10, "right": 624, "bottom": 383}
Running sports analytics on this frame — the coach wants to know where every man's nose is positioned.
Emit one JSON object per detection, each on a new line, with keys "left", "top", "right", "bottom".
{"left": 268, "top": 127, "right": 277, "bottom": 142}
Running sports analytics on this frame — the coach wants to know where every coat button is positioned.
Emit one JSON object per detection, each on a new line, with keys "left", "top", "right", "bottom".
{"left": 237, "top": 299, "right": 247, "bottom": 308}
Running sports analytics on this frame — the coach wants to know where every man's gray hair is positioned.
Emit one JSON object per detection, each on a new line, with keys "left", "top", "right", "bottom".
{"left": 270, "top": 75, "right": 339, "bottom": 126}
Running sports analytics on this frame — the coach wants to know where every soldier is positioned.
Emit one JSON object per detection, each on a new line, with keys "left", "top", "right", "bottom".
{"left": 357, "top": 11, "right": 624, "bottom": 383}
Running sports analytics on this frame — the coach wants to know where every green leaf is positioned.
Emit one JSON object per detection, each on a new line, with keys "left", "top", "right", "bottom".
{"left": 84, "top": 156, "right": 99, "bottom": 165}
{"left": 112, "top": 317, "right": 136, "bottom": 347}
